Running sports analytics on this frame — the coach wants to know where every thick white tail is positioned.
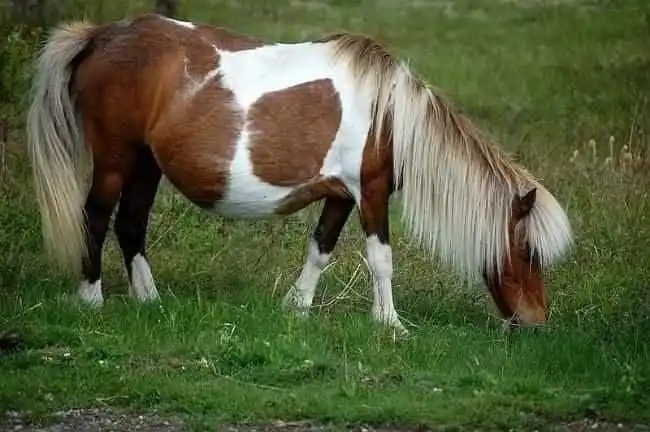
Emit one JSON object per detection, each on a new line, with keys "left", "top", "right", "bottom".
{"left": 26, "top": 21, "right": 97, "bottom": 275}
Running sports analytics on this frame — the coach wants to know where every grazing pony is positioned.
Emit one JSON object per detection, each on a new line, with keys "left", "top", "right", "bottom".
{"left": 26, "top": 13, "right": 573, "bottom": 333}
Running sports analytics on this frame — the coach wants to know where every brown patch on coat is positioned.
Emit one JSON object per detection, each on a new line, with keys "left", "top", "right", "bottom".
{"left": 183, "top": 35, "right": 219, "bottom": 80}
{"left": 71, "top": 18, "right": 187, "bottom": 208}
{"left": 81, "top": 13, "right": 265, "bottom": 92}
{"left": 136, "top": 15, "right": 265, "bottom": 206}
{"left": 71, "top": 13, "right": 335, "bottom": 209}
{"left": 196, "top": 25, "right": 265, "bottom": 51}
{"left": 356, "top": 120, "right": 395, "bottom": 242}
{"left": 148, "top": 75, "right": 244, "bottom": 207}
{"left": 71, "top": 13, "right": 269, "bottom": 208}
{"left": 248, "top": 79, "right": 342, "bottom": 187}
{"left": 145, "top": 20, "right": 265, "bottom": 207}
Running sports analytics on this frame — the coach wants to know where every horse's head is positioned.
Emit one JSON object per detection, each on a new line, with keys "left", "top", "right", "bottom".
{"left": 483, "top": 187, "right": 547, "bottom": 327}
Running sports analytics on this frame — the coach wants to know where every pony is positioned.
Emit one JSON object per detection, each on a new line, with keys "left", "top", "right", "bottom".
{"left": 26, "top": 13, "right": 573, "bottom": 334}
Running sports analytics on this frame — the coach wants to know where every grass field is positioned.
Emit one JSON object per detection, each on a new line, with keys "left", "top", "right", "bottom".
{"left": 1, "top": 0, "right": 649, "bottom": 430}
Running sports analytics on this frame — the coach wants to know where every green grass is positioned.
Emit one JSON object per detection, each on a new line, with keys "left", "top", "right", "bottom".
{"left": 1, "top": 0, "right": 650, "bottom": 430}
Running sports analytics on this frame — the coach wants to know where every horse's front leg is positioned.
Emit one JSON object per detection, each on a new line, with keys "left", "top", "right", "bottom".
{"left": 282, "top": 196, "right": 355, "bottom": 315}
{"left": 359, "top": 180, "right": 408, "bottom": 335}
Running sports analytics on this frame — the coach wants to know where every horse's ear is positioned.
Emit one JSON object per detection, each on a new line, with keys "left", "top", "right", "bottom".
{"left": 514, "top": 187, "right": 536, "bottom": 219}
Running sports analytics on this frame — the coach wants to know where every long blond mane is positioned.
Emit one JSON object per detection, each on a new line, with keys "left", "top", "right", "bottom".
{"left": 325, "top": 33, "right": 573, "bottom": 279}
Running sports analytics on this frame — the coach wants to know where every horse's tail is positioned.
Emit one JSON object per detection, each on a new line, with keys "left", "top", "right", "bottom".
{"left": 26, "top": 21, "right": 99, "bottom": 275}
{"left": 328, "top": 33, "right": 573, "bottom": 279}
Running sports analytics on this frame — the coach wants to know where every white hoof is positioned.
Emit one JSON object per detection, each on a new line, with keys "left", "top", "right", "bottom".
{"left": 78, "top": 279, "right": 104, "bottom": 307}
{"left": 281, "top": 287, "right": 311, "bottom": 318}
{"left": 373, "top": 309, "right": 409, "bottom": 337}
{"left": 130, "top": 254, "right": 160, "bottom": 302}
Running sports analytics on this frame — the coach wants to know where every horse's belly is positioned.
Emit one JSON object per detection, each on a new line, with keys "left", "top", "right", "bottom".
{"left": 211, "top": 166, "right": 297, "bottom": 218}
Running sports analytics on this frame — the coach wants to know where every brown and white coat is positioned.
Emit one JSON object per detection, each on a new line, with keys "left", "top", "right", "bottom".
{"left": 27, "top": 14, "right": 573, "bottom": 333}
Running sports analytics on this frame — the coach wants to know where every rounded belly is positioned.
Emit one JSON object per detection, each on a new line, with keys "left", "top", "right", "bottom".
{"left": 212, "top": 171, "right": 297, "bottom": 218}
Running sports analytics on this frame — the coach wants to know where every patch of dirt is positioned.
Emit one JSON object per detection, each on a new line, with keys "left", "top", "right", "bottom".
{"left": 3, "top": 410, "right": 650, "bottom": 432}
{"left": 224, "top": 422, "right": 650, "bottom": 432}
{"left": 561, "top": 419, "right": 650, "bottom": 432}
{"left": 235, "top": 421, "right": 650, "bottom": 432}
{"left": 1, "top": 408, "right": 185, "bottom": 431}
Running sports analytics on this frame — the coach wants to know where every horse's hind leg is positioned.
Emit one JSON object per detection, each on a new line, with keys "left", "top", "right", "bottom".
{"left": 282, "top": 196, "right": 355, "bottom": 315}
{"left": 114, "top": 145, "right": 162, "bottom": 302}
{"left": 79, "top": 153, "right": 132, "bottom": 306}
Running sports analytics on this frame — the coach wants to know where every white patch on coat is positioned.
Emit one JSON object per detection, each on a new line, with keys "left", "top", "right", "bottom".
{"left": 365, "top": 235, "right": 406, "bottom": 333}
{"left": 161, "top": 16, "right": 196, "bottom": 29}
{"left": 282, "top": 239, "right": 331, "bottom": 312}
{"left": 130, "top": 254, "right": 160, "bottom": 302}
{"left": 184, "top": 41, "right": 375, "bottom": 217}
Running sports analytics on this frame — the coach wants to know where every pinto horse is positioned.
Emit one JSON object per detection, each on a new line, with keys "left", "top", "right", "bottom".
{"left": 26, "top": 13, "right": 573, "bottom": 333}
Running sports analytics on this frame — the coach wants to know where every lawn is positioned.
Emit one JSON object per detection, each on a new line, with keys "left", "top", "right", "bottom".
{"left": 1, "top": 0, "right": 649, "bottom": 430}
